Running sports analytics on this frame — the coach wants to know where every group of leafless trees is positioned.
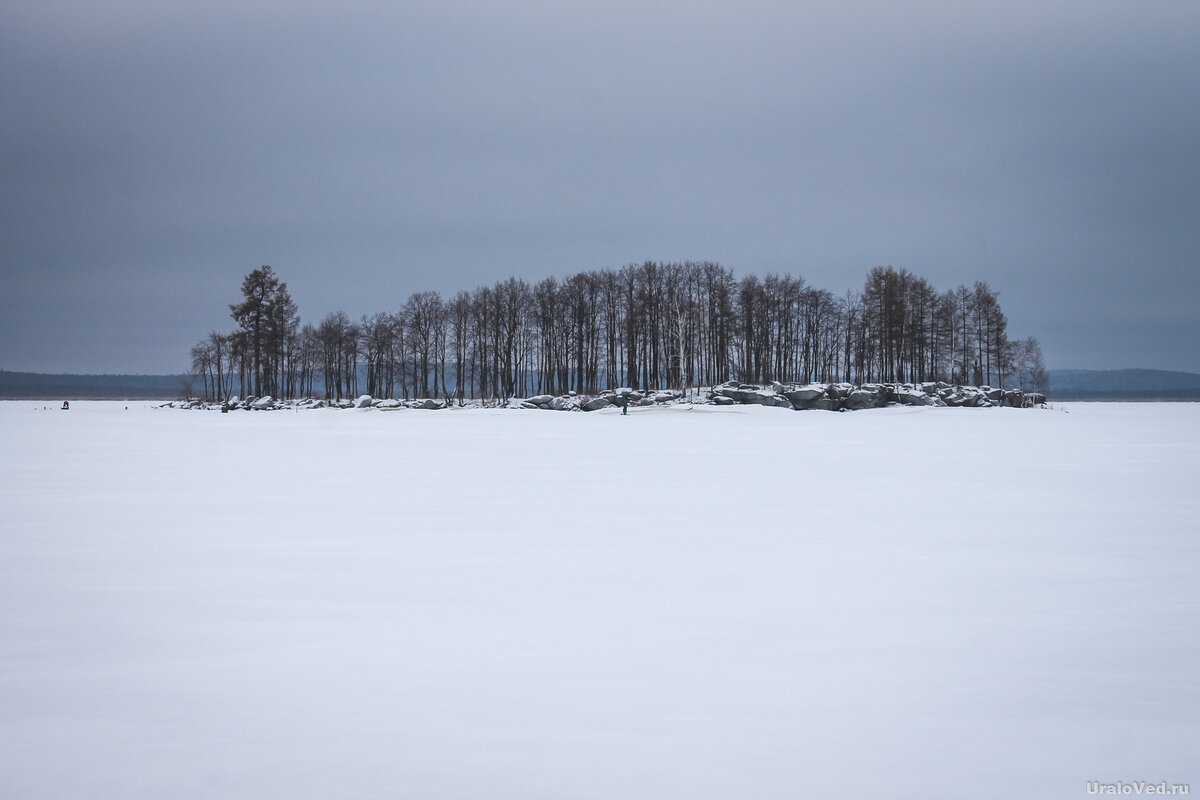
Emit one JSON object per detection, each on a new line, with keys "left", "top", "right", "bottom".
{"left": 190, "top": 262, "right": 1046, "bottom": 402}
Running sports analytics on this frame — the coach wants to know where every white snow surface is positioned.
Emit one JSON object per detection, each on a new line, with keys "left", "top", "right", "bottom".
{"left": 2, "top": 401, "right": 1198, "bottom": 799}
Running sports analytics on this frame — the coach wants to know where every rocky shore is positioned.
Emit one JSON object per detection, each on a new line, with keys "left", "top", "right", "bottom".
{"left": 165, "top": 381, "right": 1046, "bottom": 412}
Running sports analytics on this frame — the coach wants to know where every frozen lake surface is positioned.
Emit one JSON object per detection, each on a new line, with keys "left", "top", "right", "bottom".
{"left": 2, "top": 400, "right": 1198, "bottom": 799}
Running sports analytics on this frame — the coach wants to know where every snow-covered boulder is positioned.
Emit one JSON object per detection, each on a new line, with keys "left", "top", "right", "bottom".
{"left": 938, "top": 387, "right": 965, "bottom": 406}
{"left": 581, "top": 396, "right": 612, "bottom": 411}
{"left": 712, "top": 385, "right": 761, "bottom": 403}
{"left": 526, "top": 394, "right": 554, "bottom": 406}
{"left": 843, "top": 386, "right": 886, "bottom": 410}
{"left": 409, "top": 398, "right": 444, "bottom": 410}
{"left": 783, "top": 383, "right": 826, "bottom": 404}
{"left": 252, "top": 396, "right": 274, "bottom": 409}
{"left": 957, "top": 387, "right": 990, "bottom": 407}
{"left": 758, "top": 392, "right": 792, "bottom": 408}
{"left": 711, "top": 383, "right": 793, "bottom": 408}
{"left": 944, "top": 387, "right": 991, "bottom": 407}
{"left": 353, "top": 394, "right": 373, "bottom": 408}
{"left": 895, "top": 386, "right": 935, "bottom": 406}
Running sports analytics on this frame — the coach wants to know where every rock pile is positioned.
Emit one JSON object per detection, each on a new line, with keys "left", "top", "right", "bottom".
{"left": 514, "top": 387, "right": 685, "bottom": 412}
{"left": 165, "top": 383, "right": 1046, "bottom": 413}
{"left": 708, "top": 381, "right": 1044, "bottom": 411}
{"left": 161, "top": 394, "right": 446, "bottom": 411}
{"left": 516, "top": 381, "right": 1046, "bottom": 412}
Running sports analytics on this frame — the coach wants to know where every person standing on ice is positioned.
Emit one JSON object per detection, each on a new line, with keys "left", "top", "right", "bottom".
{"left": 61, "top": 400, "right": 69, "bottom": 410}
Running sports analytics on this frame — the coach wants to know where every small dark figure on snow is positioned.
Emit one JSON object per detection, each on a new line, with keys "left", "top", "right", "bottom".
{"left": 61, "top": 400, "right": 69, "bottom": 410}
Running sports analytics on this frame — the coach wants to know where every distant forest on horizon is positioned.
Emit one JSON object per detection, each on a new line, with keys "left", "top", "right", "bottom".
{"left": 190, "top": 262, "right": 1047, "bottom": 402}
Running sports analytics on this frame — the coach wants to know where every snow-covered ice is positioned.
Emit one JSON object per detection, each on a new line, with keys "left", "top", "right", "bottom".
{"left": 2, "top": 401, "right": 1197, "bottom": 799}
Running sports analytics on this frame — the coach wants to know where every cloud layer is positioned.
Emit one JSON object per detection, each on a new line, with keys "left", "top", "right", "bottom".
{"left": 2, "top": 1, "right": 1197, "bottom": 372}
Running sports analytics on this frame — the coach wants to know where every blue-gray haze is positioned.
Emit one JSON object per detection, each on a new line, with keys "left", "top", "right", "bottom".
{"left": 2, "top": 1, "right": 1197, "bottom": 374}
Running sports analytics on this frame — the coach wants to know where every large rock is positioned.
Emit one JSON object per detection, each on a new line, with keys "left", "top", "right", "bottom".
{"left": 581, "top": 396, "right": 612, "bottom": 411}
{"left": 894, "top": 386, "right": 935, "bottom": 406}
{"left": 826, "top": 383, "right": 854, "bottom": 400}
{"left": 1001, "top": 390, "right": 1024, "bottom": 408}
{"left": 843, "top": 386, "right": 886, "bottom": 410}
{"left": 252, "top": 396, "right": 274, "bottom": 409}
{"left": 526, "top": 394, "right": 554, "bottom": 406}
{"left": 938, "top": 387, "right": 965, "bottom": 406}
{"left": 548, "top": 395, "right": 572, "bottom": 411}
{"left": 757, "top": 393, "right": 792, "bottom": 409}
{"left": 353, "top": 394, "right": 373, "bottom": 408}
{"left": 410, "top": 398, "right": 443, "bottom": 410}
{"left": 713, "top": 386, "right": 761, "bottom": 403}
{"left": 967, "top": 387, "right": 992, "bottom": 407}
{"left": 713, "top": 384, "right": 792, "bottom": 408}
{"left": 783, "top": 383, "right": 827, "bottom": 404}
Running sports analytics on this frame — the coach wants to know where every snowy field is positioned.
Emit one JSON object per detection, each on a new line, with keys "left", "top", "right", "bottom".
{"left": 2, "top": 400, "right": 1198, "bottom": 799}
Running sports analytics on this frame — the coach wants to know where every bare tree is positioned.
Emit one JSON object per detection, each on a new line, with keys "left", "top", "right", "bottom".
{"left": 196, "top": 263, "right": 1040, "bottom": 401}
{"left": 1012, "top": 337, "right": 1048, "bottom": 392}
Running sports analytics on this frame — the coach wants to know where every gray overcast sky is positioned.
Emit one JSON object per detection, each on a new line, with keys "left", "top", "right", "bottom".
{"left": 2, "top": 1, "right": 1198, "bottom": 374}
